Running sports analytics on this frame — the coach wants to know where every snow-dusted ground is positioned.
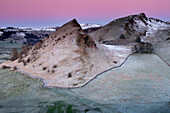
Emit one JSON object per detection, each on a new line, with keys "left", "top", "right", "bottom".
{"left": 101, "top": 44, "right": 132, "bottom": 65}
{"left": 102, "top": 44, "right": 130, "bottom": 51}
{"left": 80, "top": 24, "right": 102, "bottom": 30}
{"left": 134, "top": 18, "right": 170, "bottom": 41}
{"left": 144, "top": 19, "right": 169, "bottom": 39}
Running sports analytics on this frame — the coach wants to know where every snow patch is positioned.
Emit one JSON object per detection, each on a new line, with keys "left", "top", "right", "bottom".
{"left": 143, "top": 19, "right": 170, "bottom": 39}
{"left": 80, "top": 24, "right": 102, "bottom": 30}
{"left": 31, "top": 28, "right": 56, "bottom": 31}
{"left": 16, "top": 32, "right": 25, "bottom": 37}
{"left": 102, "top": 44, "right": 129, "bottom": 51}
{"left": 101, "top": 44, "right": 132, "bottom": 62}
{"left": 0, "top": 27, "right": 7, "bottom": 29}
{"left": 135, "top": 20, "right": 146, "bottom": 27}
{"left": 134, "top": 18, "right": 170, "bottom": 41}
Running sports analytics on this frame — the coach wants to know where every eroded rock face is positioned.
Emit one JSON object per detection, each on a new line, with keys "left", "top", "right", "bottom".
{"left": 75, "top": 33, "right": 96, "bottom": 48}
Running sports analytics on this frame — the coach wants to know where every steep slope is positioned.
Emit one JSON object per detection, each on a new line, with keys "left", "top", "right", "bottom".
{"left": 1, "top": 19, "right": 132, "bottom": 88}
{"left": 90, "top": 13, "right": 170, "bottom": 44}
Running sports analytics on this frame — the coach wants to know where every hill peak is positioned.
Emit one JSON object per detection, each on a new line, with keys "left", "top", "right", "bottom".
{"left": 137, "top": 13, "right": 147, "bottom": 19}
{"left": 61, "top": 19, "right": 81, "bottom": 29}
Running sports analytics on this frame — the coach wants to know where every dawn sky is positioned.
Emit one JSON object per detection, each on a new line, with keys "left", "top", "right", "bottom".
{"left": 0, "top": 0, "right": 170, "bottom": 27}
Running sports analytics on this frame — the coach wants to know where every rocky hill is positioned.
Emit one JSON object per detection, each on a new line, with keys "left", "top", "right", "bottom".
{"left": 1, "top": 19, "right": 132, "bottom": 88}
{"left": 1, "top": 13, "right": 169, "bottom": 88}
{"left": 90, "top": 13, "right": 170, "bottom": 44}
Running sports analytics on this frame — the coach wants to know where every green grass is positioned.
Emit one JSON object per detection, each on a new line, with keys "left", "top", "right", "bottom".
{"left": 46, "top": 101, "right": 80, "bottom": 113}
{"left": 0, "top": 69, "right": 98, "bottom": 113}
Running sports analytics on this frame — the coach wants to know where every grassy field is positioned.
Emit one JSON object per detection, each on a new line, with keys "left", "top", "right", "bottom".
{"left": 0, "top": 41, "right": 169, "bottom": 113}
{"left": 0, "top": 69, "right": 105, "bottom": 113}
{"left": 154, "top": 41, "right": 170, "bottom": 65}
{"left": 71, "top": 54, "right": 170, "bottom": 113}
{"left": 0, "top": 54, "right": 170, "bottom": 113}
{"left": 0, "top": 41, "right": 23, "bottom": 63}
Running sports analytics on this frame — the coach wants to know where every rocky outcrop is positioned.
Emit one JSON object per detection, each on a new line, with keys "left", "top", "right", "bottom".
{"left": 89, "top": 13, "right": 170, "bottom": 44}
{"left": 75, "top": 33, "right": 96, "bottom": 48}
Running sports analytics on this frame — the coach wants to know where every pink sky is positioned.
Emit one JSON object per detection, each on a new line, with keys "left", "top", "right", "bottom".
{"left": 0, "top": 0, "right": 170, "bottom": 27}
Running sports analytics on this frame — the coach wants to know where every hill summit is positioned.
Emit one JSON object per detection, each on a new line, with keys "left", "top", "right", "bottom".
{"left": 90, "top": 13, "right": 170, "bottom": 44}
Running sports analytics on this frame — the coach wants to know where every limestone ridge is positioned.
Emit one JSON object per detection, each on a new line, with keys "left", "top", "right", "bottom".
{"left": 54, "top": 19, "right": 82, "bottom": 33}
{"left": 29, "top": 19, "right": 96, "bottom": 62}
{"left": 90, "top": 13, "right": 170, "bottom": 44}
{"left": 5, "top": 19, "right": 131, "bottom": 88}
